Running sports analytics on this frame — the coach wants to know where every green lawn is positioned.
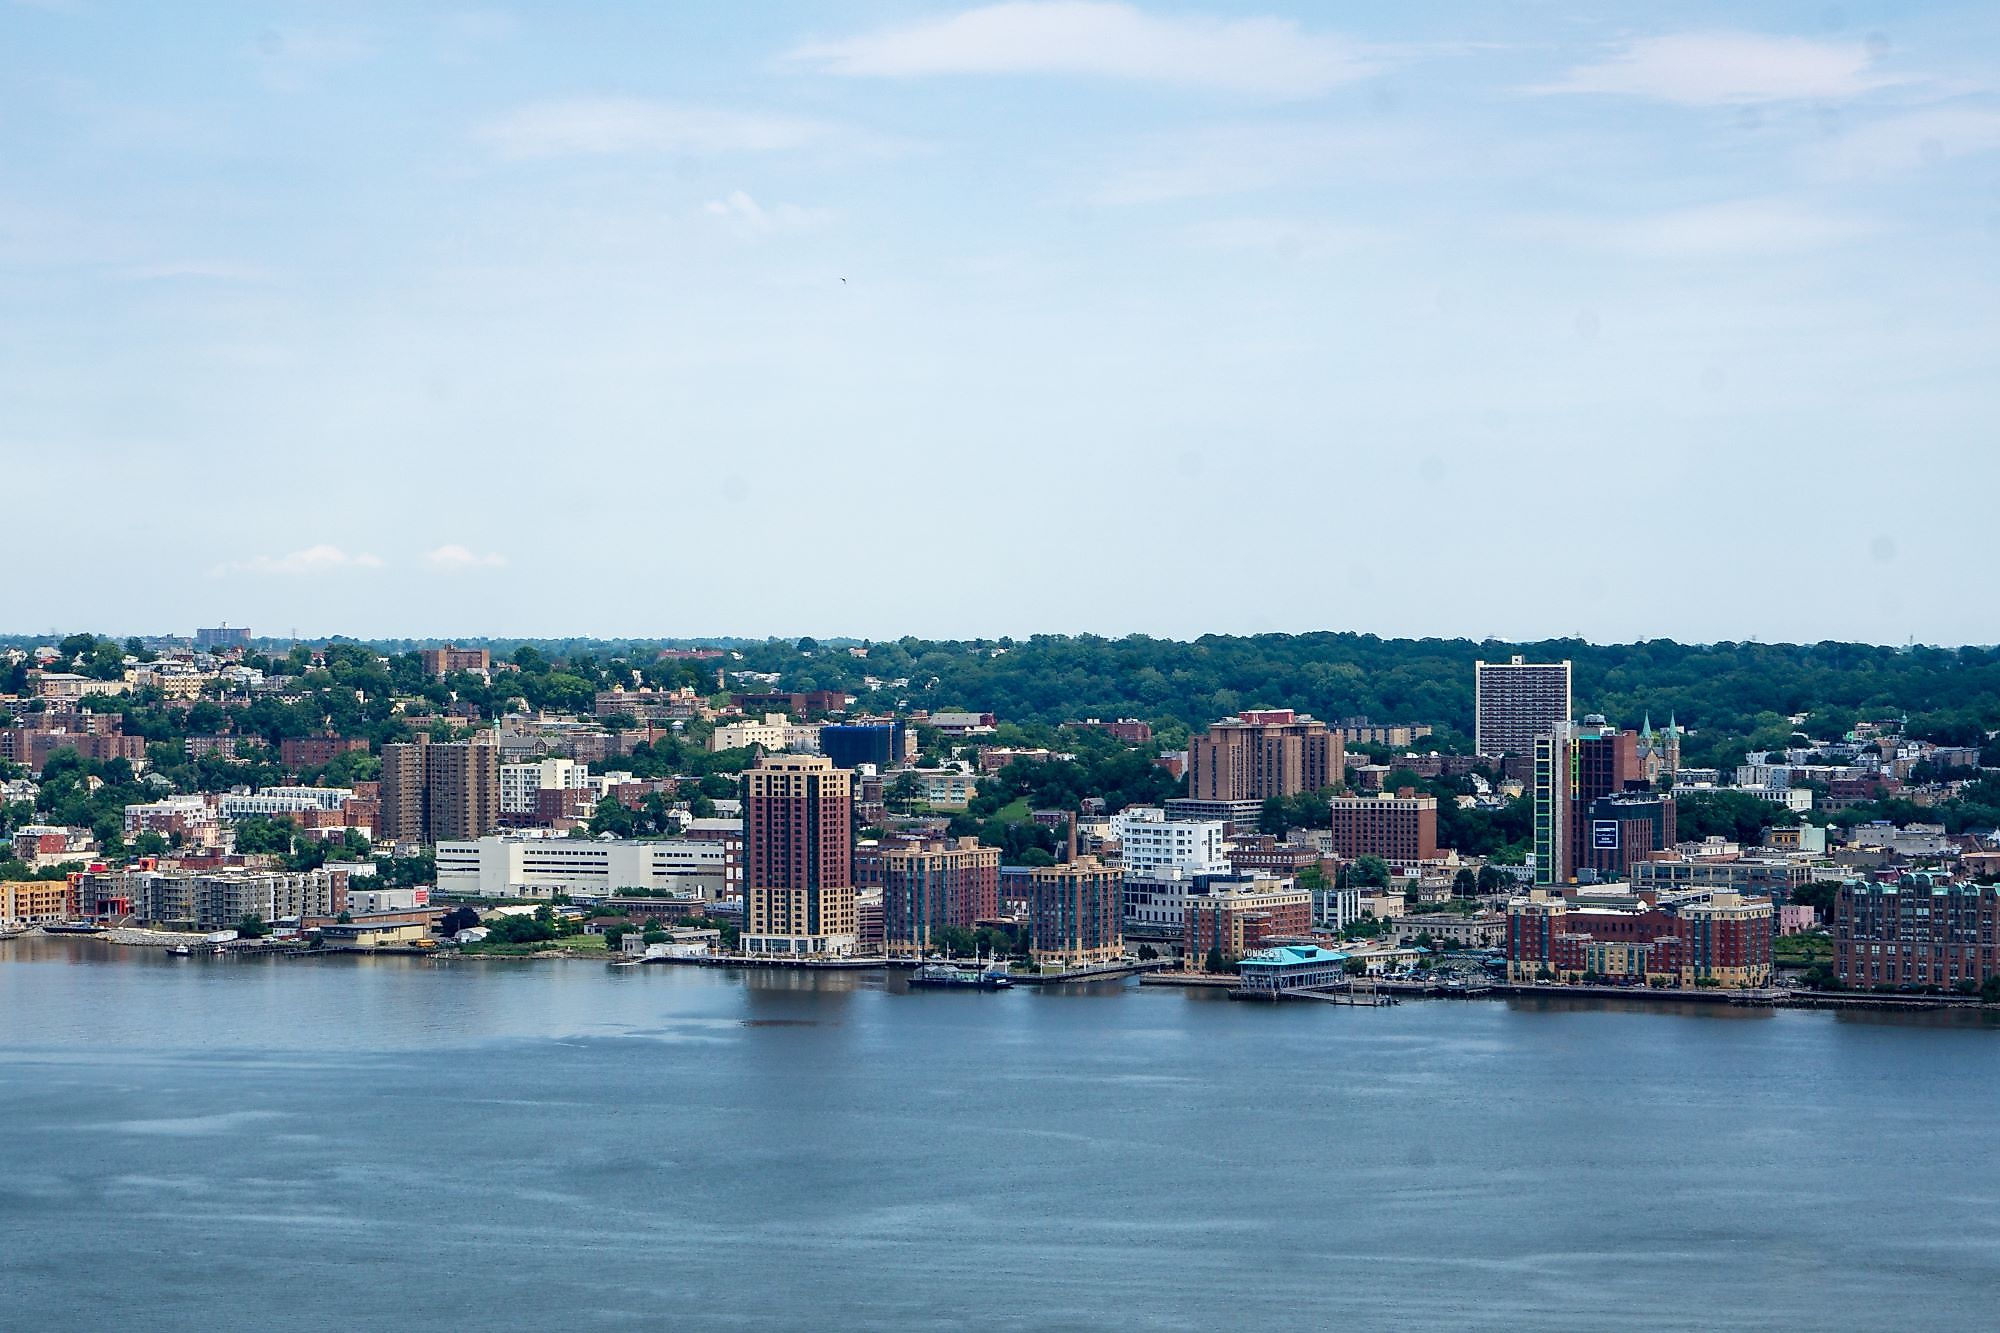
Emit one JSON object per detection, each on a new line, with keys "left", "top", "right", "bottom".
{"left": 1774, "top": 933, "right": 1832, "bottom": 966}
{"left": 459, "top": 934, "right": 607, "bottom": 957}
{"left": 992, "top": 797, "right": 1032, "bottom": 824}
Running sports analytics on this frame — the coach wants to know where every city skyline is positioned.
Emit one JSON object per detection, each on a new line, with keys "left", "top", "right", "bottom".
{"left": 9, "top": 9, "right": 2000, "bottom": 1328}
{"left": 9, "top": 2, "right": 1999, "bottom": 643}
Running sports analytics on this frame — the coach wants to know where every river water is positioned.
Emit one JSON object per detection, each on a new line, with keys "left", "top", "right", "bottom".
{"left": 2, "top": 937, "right": 1997, "bottom": 1331}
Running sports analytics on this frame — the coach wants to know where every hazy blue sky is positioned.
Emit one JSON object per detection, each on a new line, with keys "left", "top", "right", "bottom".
{"left": 6, "top": 2, "right": 1996, "bottom": 644}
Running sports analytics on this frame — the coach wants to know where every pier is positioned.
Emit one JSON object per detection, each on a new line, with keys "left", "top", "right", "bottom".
{"left": 1229, "top": 979, "right": 1400, "bottom": 1006}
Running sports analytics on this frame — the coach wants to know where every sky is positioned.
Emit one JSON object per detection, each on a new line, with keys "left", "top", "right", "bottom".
{"left": 5, "top": 1, "right": 1997, "bottom": 645}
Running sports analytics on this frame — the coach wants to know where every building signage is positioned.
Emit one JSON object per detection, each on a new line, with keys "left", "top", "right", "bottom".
{"left": 1592, "top": 821, "right": 1620, "bottom": 850}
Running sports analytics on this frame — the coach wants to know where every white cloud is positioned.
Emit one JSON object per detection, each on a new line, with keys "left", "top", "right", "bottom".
{"left": 212, "top": 545, "right": 386, "bottom": 577}
{"left": 1530, "top": 31, "right": 1913, "bottom": 106}
{"left": 788, "top": 2, "right": 1376, "bottom": 99}
{"left": 479, "top": 98, "right": 835, "bottom": 159}
{"left": 425, "top": 544, "right": 507, "bottom": 571}
{"left": 1525, "top": 198, "right": 1878, "bottom": 258}
{"left": 1807, "top": 106, "right": 2000, "bottom": 177}
{"left": 701, "top": 190, "right": 831, "bottom": 235}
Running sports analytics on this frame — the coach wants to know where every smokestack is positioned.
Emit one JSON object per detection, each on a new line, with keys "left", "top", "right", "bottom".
{"left": 1067, "top": 810, "right": 1078, "bottom": 864}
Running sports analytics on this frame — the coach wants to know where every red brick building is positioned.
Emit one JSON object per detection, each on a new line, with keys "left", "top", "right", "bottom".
{"left": 1506, "top": 888, "right": 1773, "bottom": 987}
{"left": 732, "top": 691, "right": 850, "bottom": 717}
{"left": 0, "top": 727, "right": 149, "bottom": 774}
{"left": 1835, "top": 875, "right": 2000, "bottom": 991}
{"left": 1226, "top": 836, "right": 1333, "bottom": 881}
{"left": 281, "top": 735, "right": 369, "bottom": 771}
{"left": 186, "top": 734, "right": 265, "bottom": 759}
{"left": 418, "top": 646, "right": 491, "bottom": 678}
{"left": 1328, "top": 792, "right": 1438, "bottom": 863}
{"left": 1184, "top": 881, "right": 1313, "bottom": 966}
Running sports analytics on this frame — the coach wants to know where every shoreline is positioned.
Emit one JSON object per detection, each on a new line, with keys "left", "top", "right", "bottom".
{"left": 9, "top": 931, "right": 1998, "bottom": 1014}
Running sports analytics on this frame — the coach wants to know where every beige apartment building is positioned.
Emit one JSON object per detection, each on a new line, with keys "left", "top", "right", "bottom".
{"left": 1186, "top": 709, "right": 1345, "bottom": 802}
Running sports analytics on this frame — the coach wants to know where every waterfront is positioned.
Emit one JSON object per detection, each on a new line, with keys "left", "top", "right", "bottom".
{"left": 4, "top": 939, "right": 1999, "bottom": 1330}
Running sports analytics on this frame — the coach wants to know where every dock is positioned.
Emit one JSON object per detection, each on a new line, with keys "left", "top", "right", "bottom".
{"left": 1229, "top": 980, "right": 1400, "bottom": 1006}
{"left": 1141, "top": 971, "right": 1239, "bottom": 989}
{"left": 675, "top": 954, "right": 890, "bottom": 971}
{"left": 1488, "top": 982, "right": 1791, "bottom": 1006}
{"left": 1010, "top": 959, "right": 1168, "bottom": 986}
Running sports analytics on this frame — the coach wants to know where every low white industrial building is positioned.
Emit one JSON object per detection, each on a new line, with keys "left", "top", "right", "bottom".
{"left": 436, "top": 834, "right": 730, "bottom": 900}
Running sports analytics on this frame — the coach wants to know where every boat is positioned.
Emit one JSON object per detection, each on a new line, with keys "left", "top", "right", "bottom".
{"left": 169, "top": 945, "right": 192, "bottom": 957}
{"left": 907, "top": 960, "right": 1013, "bottom": 991}
{"left": 43, "top": 922, "right": 106, "bottom": 935}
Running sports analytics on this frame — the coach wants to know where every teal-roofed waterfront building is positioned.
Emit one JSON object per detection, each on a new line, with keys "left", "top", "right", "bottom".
{"left": 1237, "top": 944, "right": 1349, "bottom": 993}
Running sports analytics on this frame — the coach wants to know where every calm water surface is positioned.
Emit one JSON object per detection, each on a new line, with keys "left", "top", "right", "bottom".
{"left": 2, "top": 937, "right": 1997, "bottom": 1331}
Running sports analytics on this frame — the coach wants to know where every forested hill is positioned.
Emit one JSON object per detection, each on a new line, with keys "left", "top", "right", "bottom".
{"left": 794, "top": 635, "right": 2000, "bottom": 758}
{"left": 413, "top": 633, "right": 2000, "bottom": 765}
{"left": 14, "top": 631, "right": 2000, "bottom": 767}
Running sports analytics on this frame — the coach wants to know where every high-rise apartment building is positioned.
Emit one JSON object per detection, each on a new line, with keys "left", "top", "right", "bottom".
{"left": 743, "top": 754, "right": 856, "bottom": 957}
{"left": 1533, "top": 718, "right": 1650, "bottom": 886}
{"left": 1007, "top": 856, "right": 1124, "bottom": 970}
{"left": 1475, "top": 656, "right": 1573, "bottom": 758}
{"left": 1186, "top": 710, "right": 1345, "bottom": 803}
{"left": 378, "top": 742, "right": 425, "bottom": 843}
{"left": 378, "top": 735, "right": 500, "bottom": 845}
{"left": 855, "top": 836, "right": 1000, "bottom": 957}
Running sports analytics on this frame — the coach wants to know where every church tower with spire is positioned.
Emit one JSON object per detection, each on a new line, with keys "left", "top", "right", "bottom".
{"left": 1636, "top": 712, "right": 1683, "bottom": 783}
